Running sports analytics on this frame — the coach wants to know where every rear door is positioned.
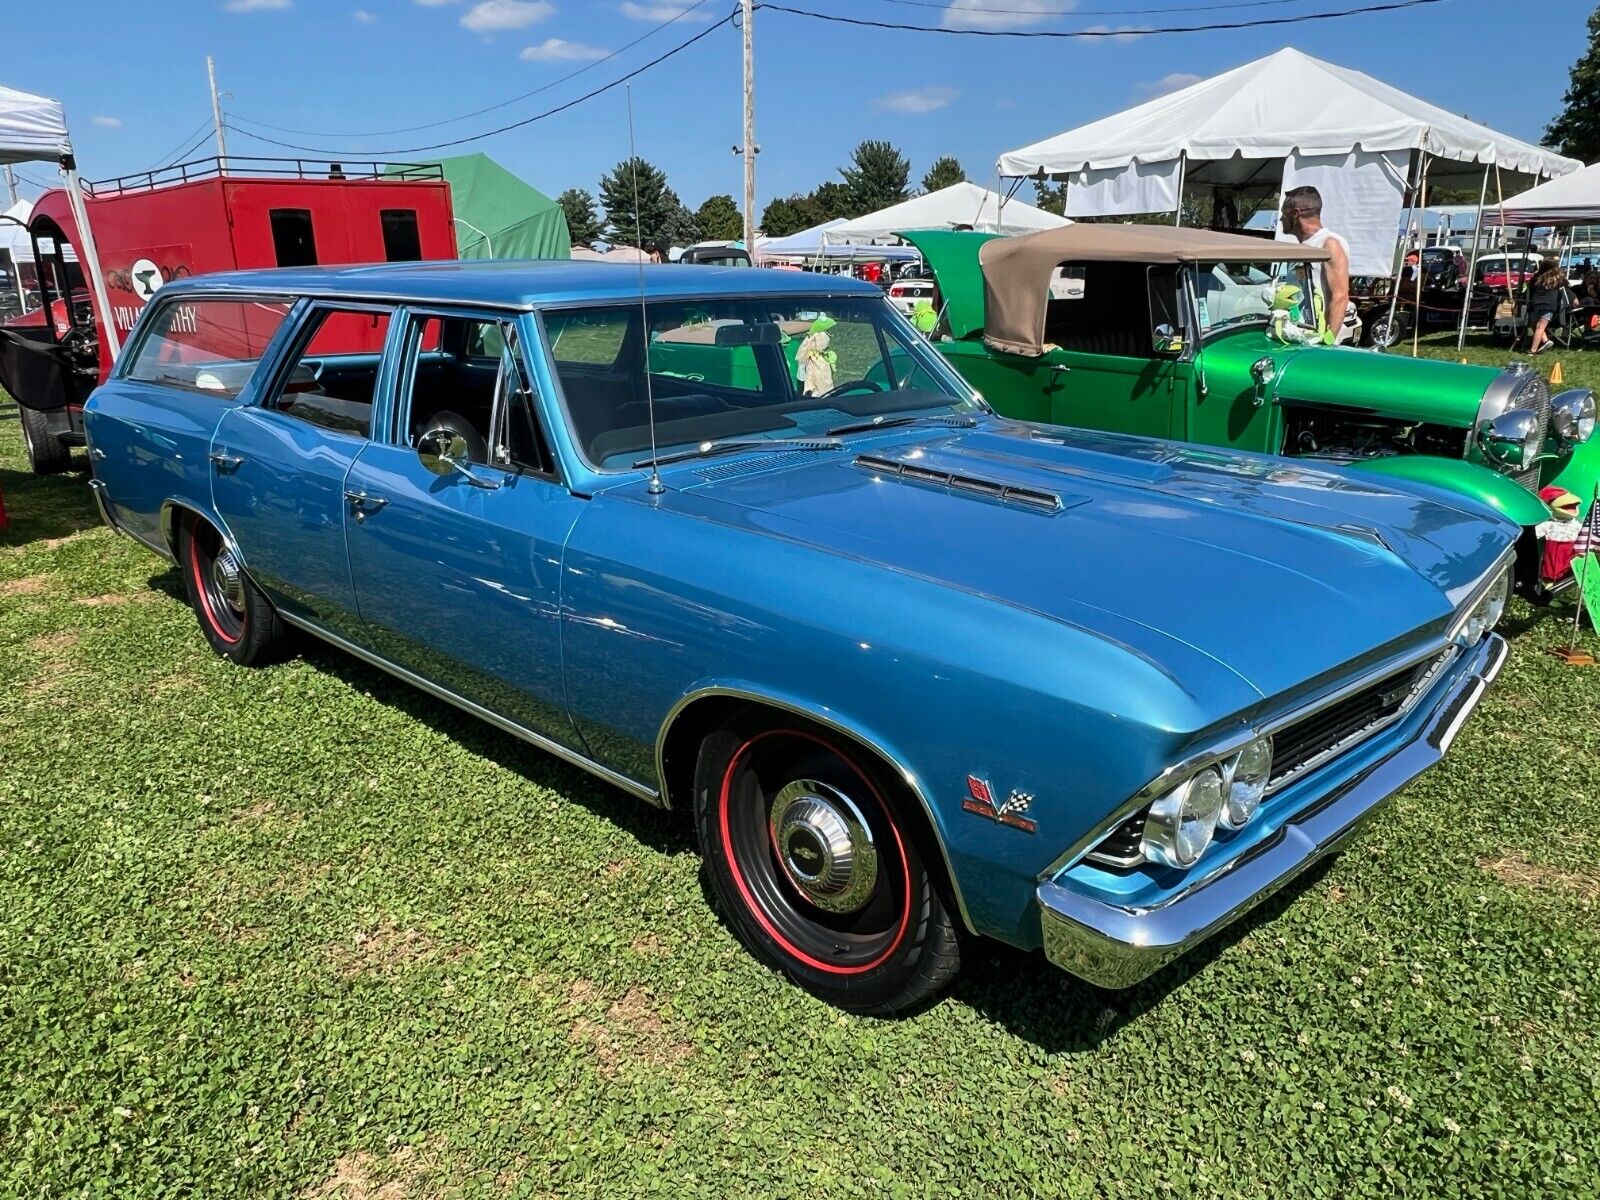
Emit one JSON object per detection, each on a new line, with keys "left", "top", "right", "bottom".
{"left": 210, "top": 302, "right": 398, "bottom": 634}
{"left": 342, "top": 309, "right": 588, "bottom": 746}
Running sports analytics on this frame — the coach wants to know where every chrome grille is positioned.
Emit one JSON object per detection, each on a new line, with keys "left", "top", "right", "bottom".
{"left": 1513, "top": 373, "right": 1551, "bottom": 492}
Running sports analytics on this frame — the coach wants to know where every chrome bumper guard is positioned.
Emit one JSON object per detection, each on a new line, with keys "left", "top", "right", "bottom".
{"left": 1037, "top": 633, "right": 1508, "bottom": 989}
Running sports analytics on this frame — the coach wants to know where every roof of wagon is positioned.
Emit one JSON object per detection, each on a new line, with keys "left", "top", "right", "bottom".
{"left": 157, "top": 258, "right": 884, "bottom": 308}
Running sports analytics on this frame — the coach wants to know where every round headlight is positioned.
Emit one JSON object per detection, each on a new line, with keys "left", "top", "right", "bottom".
{"left": 1142, "top": 767, "right": 1224, "bottom": 869}
{"left": 1222, "top": 737, "right": 1273, "bottom": 830}
{"left": 1478, "top": 409, "right": 1542, "bottom": 469}
{"left": 1479, "top": 569, "right": 1511, "bottom": 632}
{"left": 1551, "top": 388, "right": 1596, "bottom": 444}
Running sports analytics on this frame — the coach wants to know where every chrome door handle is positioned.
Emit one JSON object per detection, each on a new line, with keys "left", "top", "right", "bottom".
{"left": 88, "top": 447, "right": 106, "bottom": 461}
{"left": 209, "top": 451, "right": 245, "bottom": 472}
{"left": 343, "top": 490, "right": 389, "bottom": 522}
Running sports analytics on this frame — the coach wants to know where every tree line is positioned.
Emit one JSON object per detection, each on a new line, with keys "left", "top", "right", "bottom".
{"left": 555, "top": 142, "right": 969, "bottom": 248}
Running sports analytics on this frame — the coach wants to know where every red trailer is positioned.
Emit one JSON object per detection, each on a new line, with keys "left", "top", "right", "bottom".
{"left": 2, "top": 157, "right": 456, "bottom": 473}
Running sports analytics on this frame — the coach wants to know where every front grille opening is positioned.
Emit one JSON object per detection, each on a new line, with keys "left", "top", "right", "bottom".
{"left": 1085, "top": 809, "right": 1148, "bottom": 869}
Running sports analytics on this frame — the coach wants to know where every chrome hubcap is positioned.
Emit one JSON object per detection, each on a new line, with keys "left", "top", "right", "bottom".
{"left": 211, "top": 547, "right": 246, "bottom": 613}
{"left": 768, "top": 779, "right": 877, "bottom": 914}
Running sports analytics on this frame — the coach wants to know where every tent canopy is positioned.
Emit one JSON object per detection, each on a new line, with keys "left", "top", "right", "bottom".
{"left": 390, "top": 153, "right": 570, "bottom": 259}
{"left": 1499, "top": 161, "right": 1600, "bottom": 227}
{"left": 0, "top": 84, "right": 68, "bottom": 164}
{"left": 826, "top": 181, "right": 1068, "bottom": 243}
{"left": 999, "top": 47, "right": 1579, "bottom": 191}
{"left": 756, "top": 219, "right": 919, "bottom": 262}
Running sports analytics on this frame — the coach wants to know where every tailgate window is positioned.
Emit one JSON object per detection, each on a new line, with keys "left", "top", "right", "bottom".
{"left": 122, "top": 297, "right": 292, "bottom": 398}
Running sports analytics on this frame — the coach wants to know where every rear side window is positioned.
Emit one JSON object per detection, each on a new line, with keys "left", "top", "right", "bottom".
{"left": 270, "top": 209, "right": 318, "bottom": 267}
{"left": 264, "top": 306, "right": 392, "bottom": 437}
{"left": 122, "top": 297, "right": 292, "bottom": 398}
{"left": 380, "top": 210, "right": 422, "bottom": 262}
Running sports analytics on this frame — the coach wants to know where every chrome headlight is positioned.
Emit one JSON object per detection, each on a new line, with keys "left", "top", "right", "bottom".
{"left": 1221, "top": 737, "right": 1272, "bottom": 830}
{"left": 1141, "top": 767, "right": 1224, "bottom": 869}
{"left": 1551, "top": 388, "right": 1596, "bottom": 444}
{"left": 1478, "top": 409, "right": 1542, "bottom": 469}
{"left": 1250, "top": 356, "right": 1277, "bottom": 387}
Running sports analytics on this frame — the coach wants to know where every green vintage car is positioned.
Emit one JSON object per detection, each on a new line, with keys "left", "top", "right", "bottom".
{"left": 906, "top": 225, "right": 1600, "bottom": 598}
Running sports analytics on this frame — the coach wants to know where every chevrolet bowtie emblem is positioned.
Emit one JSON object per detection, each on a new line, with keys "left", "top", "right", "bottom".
{"left": 963, "top": 775, "right": 1037, "bottom": 834}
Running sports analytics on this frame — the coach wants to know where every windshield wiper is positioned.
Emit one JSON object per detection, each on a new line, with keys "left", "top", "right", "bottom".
{"left": 632, "top": 436, "right": 843, "bottom": 470}
{"left": 823, "top": 414, "right": 979, "bottom": 438}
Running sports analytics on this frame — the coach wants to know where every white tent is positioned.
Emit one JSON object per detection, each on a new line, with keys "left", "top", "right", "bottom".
{"left": 757, "top": 219, "right": 918, "bottom": 264}
{"left": 0, "top": 83, "right": 118, "bottom": 354}
{"left": 1498, "top": 161, "right": 1600, "bottom": 226}
{"left": 998, "top": 47, "right": 1579, "bottom": 275}
{"left": 826, "top": 181, "right": 1068, "bottom": 244}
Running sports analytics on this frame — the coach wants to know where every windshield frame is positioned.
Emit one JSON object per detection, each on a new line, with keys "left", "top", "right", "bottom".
{"left": 532, "top": 290, "right": 987, "bottom": 476}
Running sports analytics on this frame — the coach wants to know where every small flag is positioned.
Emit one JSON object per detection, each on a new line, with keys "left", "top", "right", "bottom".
{"left": 1575, "top": 496, "right": 1600, "bottom": 559}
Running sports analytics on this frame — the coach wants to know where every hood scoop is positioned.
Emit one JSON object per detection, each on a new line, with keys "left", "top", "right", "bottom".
{"left": 854, "top": 453, "right": 1072, "bottom": 515}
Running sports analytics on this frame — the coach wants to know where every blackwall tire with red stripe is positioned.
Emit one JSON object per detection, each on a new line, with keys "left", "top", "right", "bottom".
{"left": 693, "top": 721, "right": 961, "bottom": 1014}
{"left": 179, "top": 517, "right": 287, "bottom": 667}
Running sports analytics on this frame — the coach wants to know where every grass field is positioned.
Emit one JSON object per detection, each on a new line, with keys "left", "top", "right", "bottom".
{"left": 2, "top": 336, "right": 1599, "bottom": 1197}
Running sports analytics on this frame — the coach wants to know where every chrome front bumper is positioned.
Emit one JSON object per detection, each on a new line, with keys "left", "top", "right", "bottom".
{"left": 1037, "top": 633, "right": 1508, "bottom": 989}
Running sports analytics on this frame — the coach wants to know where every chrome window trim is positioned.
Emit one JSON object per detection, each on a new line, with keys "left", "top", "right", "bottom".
{"left": 654, "top": 685, "right": 977, "bottom": 935}
{"left": 1046, "top": 543, "right": 1517, "bottom": 881}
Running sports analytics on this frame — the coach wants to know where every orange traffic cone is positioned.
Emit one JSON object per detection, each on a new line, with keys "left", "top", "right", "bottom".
{"left": 1550, "top": 360, "right": 1565, "bottom": 386}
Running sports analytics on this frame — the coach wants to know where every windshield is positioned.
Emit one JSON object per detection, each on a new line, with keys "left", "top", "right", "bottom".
{"left": 543, "top": 295, "right": 980, "bottom": 469}
{"left": 1194, "top": 261, "right": 1309, "bottom": 333}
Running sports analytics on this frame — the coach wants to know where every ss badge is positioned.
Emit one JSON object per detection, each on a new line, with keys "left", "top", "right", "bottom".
{"left": 962, "top": 775, "right": 1037, "bottom": 834}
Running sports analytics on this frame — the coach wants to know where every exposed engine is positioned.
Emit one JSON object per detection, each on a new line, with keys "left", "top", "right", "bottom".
{"left": 1281, "top": 406, "right": 1468, "bottom": 464}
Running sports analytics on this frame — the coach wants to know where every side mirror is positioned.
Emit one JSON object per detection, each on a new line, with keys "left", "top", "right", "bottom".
{"left": 1152, "top": 324, "right": 1185, "bottom": 356}
{"left": 417, "top": 426, "right": 470, "bottom": 478}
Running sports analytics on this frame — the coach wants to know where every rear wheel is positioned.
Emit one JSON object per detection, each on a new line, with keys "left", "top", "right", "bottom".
{"left": 693, "top": 721, "right": 960, "bottom": 1014}
{"left": 18, "top": 405, "right": 72, "bottom": 475}
{"left": 179, "top": 517, "right": 287, "bottom": 666}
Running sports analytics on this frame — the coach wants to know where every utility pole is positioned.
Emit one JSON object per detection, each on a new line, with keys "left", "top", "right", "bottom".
{"left": 3, "top": 166, "right": 18, "bottom": 207}
{"left": 207, "top": 56, "right": 228, "bottom": 174}
{"left": 740, "top": 0, "right": 756, "bottom": 251}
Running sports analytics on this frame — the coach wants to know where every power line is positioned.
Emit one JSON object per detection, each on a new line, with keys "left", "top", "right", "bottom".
{"left": 145, "top": 117, "right": 214, "bottom": 170}
{"left": 222, "top": 12, "right": 735, "bottom": 158}
{"left": 875, "top": 0, "right": 1319, "bottom": 14}
{"left": 227, "top": 0, "right": 715, "bottom": 140}
{"left": 764, "top": 0, "right": 1448, "bottom": 35}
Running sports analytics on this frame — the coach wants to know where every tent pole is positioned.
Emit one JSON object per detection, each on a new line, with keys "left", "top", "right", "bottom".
{"left": 1382, "top": 148, "right": 1424, "bottom": 353}
{"left": 1457, "top": 163, "right": 1490, "bottom": 352}
{"left": 1173, "top": 152, "right": 1187, "bottom": 227}
{"left": 1411, "top": 158, "right": 1429, "bottom": 357}
{"left": 60, "top": 159, "right": 120, "bottom": 359}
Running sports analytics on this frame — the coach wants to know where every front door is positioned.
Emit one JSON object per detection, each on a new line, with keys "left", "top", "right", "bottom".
{"left": 211, "top": 303, "right": 398, "bottom": 634}
{"left": 342, "top": 309, "right": 587, "bottom": 747}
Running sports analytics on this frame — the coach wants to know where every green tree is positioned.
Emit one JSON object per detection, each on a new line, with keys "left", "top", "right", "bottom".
{"left": 1033, "top": 180, "right": 1067, "bottom": 216}
{"left": 694, "top": 194, "right": 743, "bottom": 241}
{"left": 1546, "top": 5, "right": 1600, "bottom": 161}
{"left": 840, "top": 140, "right": 911, "bottom": 215}
{"left": 759, "top": 195, "right": 810, "bottom": 238}
{"left": 598, "top": 157, "right": 687, "bottom": 247}
{"left": 921, "top": 156, "right": 967, "bottom": 194}
{"left": 556, "top": 188, "right": 603, "bottom": 245}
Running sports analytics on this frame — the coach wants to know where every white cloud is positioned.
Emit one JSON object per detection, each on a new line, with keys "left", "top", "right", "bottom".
{"left": 354, "top": 8, "right": 378, "bottom": 22}
{"left": 942, "top": 0, "right": 1073, "bottom": 31}
{"left": 223, "top": 0, "right": 290, "bottom": 10}
{"left": 875, "top": 85, "right": 958, "bottom": 115}
{"left": 91, "top": 115, "right": 123, "bottom": 128}
{"left": 521, "top": 37, "right": 607, "bottom": 60}
{"left": 1136, "top": 72, "right": 1200, "bottom": 97}
{"left": 621, "top": 2, "right": 711, "bottom": 21}
{"left": 461, "top": 0, "right": 553, "bottom": 31}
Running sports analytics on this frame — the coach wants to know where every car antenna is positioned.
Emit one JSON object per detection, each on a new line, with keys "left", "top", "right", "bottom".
{"left": 626, "top": 85, "right": 665, "bottom": 497}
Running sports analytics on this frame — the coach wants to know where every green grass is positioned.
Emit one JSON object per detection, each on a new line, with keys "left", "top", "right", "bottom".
{"left": 2, "top": 363, "right": 1599, "bottom": 1197}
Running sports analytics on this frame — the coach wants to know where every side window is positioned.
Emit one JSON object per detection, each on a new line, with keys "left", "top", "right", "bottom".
{"left": 380, "top": 210, "right": 422, "bottom": 262}
{"left": 1147, "top": 266, "right": 1187, "bottom": 350}
{"left": 270, "top": 209, "right": 318, "bottom": 267}
{"left": 546, "top": 309, "right": 629, "bottom": 367}
{"left": 402, "top": 314, "right": 551, "bottom": 473}
{"left": 266, "top": 307, "right": 392, "bottom": 437}
{"left": 123, "top": 297, "right": 292, "bottom": 397}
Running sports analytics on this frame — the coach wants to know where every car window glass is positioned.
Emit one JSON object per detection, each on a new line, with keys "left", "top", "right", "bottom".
{"left": 402, "top": 314, "right": 538, "bottom": 469}
{"left": 498, "top": 336, "right": 555, "bottom": 474}
{"left": 267, "top": 307, "right": 392, "bottom": 437}
{"left": 548, "top": 309, "right": 628, "bottom": 366}
{"left": 123, "top": 298, "right": 292, "bottom": 398}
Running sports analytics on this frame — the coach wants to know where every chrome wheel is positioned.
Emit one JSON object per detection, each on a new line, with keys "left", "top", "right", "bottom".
{"left": 768, "top": 779, "right": 878, "bottom": 914}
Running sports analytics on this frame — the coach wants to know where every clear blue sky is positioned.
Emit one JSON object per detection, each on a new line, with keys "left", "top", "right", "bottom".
{"left": 6, "top": 0, "right": 1594, "bottom": 214}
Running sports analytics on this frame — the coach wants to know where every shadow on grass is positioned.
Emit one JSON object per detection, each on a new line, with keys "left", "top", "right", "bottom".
{"left": 0, "top": 452, "right": 97, "bottom": 550}
{"left": 947, "top": 856, "right": 1339, "bottom": 1053}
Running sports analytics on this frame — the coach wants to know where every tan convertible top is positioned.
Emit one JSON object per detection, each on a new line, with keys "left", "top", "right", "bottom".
{"left": 978, "top": 224, "right": 1331, "bottom": 357}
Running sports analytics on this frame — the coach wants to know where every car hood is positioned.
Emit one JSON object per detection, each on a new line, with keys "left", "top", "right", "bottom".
{"left": 662, "top": 423, "right": 1513, "bottom": 707}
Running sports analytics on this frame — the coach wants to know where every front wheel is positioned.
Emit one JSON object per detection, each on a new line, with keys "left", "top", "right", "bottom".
{"left": 693, "top": 722, "right": 961, "bottom": 1014}
{"left": 18, "top": 405, "right": 72, "bottom": 474}
{"left": 179, "top": 517, "right": 287, "bottom": 665}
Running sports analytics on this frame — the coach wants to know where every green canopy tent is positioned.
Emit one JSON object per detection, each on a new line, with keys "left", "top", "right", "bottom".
{"left": 389, "top": 153, "right": 570, "bottom": 260}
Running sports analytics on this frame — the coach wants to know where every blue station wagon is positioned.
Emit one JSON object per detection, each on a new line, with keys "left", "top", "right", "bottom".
{"left": 84, "top": 260, "right": 1517, "bottom": 1013}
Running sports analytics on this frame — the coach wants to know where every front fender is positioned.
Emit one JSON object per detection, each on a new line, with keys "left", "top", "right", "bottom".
{"left": 1342, "top": 455, "right": 1550, "bottom": 527}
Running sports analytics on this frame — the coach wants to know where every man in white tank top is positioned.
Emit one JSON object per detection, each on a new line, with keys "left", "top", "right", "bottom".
{"left": 1280, "top": 185, "right": 1360, "bottom": 345}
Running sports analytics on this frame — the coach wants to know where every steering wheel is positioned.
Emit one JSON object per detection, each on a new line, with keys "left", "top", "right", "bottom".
{"left": 821, "top": 380, "right": 885, "bottom": 399}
